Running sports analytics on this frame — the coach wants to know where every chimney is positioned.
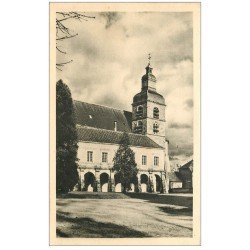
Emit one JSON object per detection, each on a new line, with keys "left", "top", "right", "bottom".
{"left": 114, "top": 121, "right": 117, "bottom": 131}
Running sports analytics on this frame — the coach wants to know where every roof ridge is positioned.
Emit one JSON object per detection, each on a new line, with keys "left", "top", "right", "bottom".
{"left": 74, "top": 99, "right": 131, "bottom": 114}
{"left": 77, "top": 125, "right": 150, "bottom": 138}
{"left": 77, "top": 125, "right": 124, "bottom": 134}
{"left": 181, "top": 158, "right": 193, "bottom": 167}
{"left": 77, "top": 125, "right": 163, "bottom": 148}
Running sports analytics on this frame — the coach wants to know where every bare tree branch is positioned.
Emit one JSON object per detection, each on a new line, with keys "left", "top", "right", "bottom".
{"left": 57, "top": 12, "right": 95, "bottom": 22}
{"left": 56, "top": 60, "right": 73, "bottom": 67}
{"left": 56, "top": 33, "right": 78, "bottom": 41}
{"left": 55, "top": 12, "right": 95, "bottom": 71}
{"left": 56, "top": 46, "right": 66, "bottom": 54}
{"left": 56, "top": 66, "right": 62, "bottom": 71}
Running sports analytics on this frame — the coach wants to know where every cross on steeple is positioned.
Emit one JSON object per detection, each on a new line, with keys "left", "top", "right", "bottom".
{"left": 148, "top": 53, "right": 151, "bottom": 65}
{"left": 145, "top": 53, "right": 153, "bottom": 75}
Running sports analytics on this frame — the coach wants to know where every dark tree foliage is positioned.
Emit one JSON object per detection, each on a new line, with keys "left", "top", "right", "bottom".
{"left": 56, "top": 79, "right": 79, "bottom": 193}
{"left": 113, "top": 133, "right": 138, "bottom": 193}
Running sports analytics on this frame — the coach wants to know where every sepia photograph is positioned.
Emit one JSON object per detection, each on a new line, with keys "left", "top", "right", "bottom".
{"left": 50, "top": 2, "right": 200, "bottom": 245}
{"left": 4, "top": 1, "right": 250, "bottom": 249}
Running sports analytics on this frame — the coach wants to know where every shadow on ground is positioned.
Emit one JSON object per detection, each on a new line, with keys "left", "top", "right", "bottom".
{"left": 58, "top": 191, "right": 193, "bottom": 208}
{"left": 125, "top": 193, "right": 193, "bottom": 208}
{"left": 159, "top": 206, "right": 193, "bottom": 216}
{"left": 56, "top": 211, "right": 149, "bottom": 238}
{"left": 58, "top": 192, "right": 131, "bottom": 199}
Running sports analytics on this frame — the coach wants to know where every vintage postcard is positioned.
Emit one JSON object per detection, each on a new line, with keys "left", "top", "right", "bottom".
{"left": 50, "top": 2, "right": 200, "bottom": 245}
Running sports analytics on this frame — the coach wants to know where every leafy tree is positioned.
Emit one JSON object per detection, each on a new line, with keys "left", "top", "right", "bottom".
{"left": 113, "top": 133, "right": 138, "bottom": 193}
{"left": 56, "top": 79, "right": 79, "bottom": 193}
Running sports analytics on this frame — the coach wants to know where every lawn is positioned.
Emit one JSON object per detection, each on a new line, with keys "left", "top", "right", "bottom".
{"left": 56, "top": 192, "right": 193, "bottom": 238}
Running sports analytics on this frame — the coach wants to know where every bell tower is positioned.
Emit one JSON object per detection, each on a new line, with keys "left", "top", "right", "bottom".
{"left": 132, "top": 54, "right": 166, "bottom": 148}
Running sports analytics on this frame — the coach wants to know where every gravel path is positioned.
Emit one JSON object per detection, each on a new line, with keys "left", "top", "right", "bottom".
{"left": 56, "top": 193, "right": 192, "bottom": 238}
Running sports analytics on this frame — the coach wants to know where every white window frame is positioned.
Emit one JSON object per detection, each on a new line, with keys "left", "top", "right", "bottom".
{"left": 154, "top": 156, "right": 159, "bottom": 166}
{"left": 87, "top": 151, "right": 93, "bottom": 162}
{"left": 102, "top": 152, "right": 108, "bottom": 163}
{"left": 142, "top": 155, "right": 147, "bottom": 165}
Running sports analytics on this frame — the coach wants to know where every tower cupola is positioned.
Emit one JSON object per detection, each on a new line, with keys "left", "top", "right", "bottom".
{"left": 131, "top": 54, "right": 166, "bottom": 148}
{"left": 141, "top": 54, "right": 157, "bottom": 91}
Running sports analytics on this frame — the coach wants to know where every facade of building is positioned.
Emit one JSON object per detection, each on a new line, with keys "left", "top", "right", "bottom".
{"left": 74, "top": 61, "right": 171, "bottom": 193}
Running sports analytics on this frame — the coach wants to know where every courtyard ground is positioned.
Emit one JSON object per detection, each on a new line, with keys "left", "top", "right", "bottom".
{"left": 56, "top": 192, "right": 193, "bottom": 238}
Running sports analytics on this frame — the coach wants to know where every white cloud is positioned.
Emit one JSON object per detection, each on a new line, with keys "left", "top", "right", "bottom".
{"left": 56, "top": 12, "right": 193, "bottom": 161}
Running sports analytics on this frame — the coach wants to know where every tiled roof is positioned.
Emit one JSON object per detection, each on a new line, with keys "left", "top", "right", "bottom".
{"left": 180, "top": 159, "right": 193, "bottom": 172}
{"left": 77, "top": 126, "right": 163, "bottom": 149}
{"left": 74, "top": 100, "right": 132, "bottom": 132}
{"left": 168, "top": 172, "right": 182, "bottom": 182}
{"left": 178, "top": 168, "right": 192, "bottom": 181}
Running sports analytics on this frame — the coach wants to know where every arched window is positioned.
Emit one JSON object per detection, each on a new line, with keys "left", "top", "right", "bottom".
{"left": 153, "top": 107, "right": 159, "bottom": 119}
{"left": 138, "top": 120, "right": 143, "bottom": 126}
{"left": 136, "top": 106, "right": 143, "bottom": 118}
{"left": 153, "top": 122, "right": 159, "bottom": 134}
{"left": 134, "top": 120, "right": 143, "bottom": 134}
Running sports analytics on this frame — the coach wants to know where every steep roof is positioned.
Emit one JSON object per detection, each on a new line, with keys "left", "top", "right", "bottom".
{"left": 178, "top": 168, "right": 192, "bottom": 181}
{"left": 168, "top": 172, "right": 182, "bottom": 182}
{"left": 74, "top": 100, "right": 132, "bottom": 132}
{"left": 77, "top": 126, "right": 163, "bottom": 149}
{"left": 180, "top": 159, "right": 193, "bottom": 172}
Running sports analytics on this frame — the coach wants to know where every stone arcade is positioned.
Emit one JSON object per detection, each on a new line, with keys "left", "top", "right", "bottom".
{"left": 74, "top": 58, "right": 171, "bottom": 193}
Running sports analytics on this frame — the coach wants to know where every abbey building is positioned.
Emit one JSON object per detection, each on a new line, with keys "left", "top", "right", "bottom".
{"left": 74, "top": 60, "right": 171, "bottom": 193}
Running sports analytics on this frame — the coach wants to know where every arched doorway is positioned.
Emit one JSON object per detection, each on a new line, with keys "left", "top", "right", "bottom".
{"left": 114, "top": 173, "right": 122, "bottom": 192}
{"left": 129, "top": 183, "right": 135, "bottom": 192}
{"left": 129, "top": 175, "right": 138, "bottom": 192}
{"left": 100, "top": 173, "right": 109, "bottom": 192}
{"left": 141, "top": 174, "right": 148, "bottom": 193}
{"left": 155, "top": 174, "right": 163, "bottom": 193}
{"left": 84, "top": 172, "right": 95, "bottom": 192}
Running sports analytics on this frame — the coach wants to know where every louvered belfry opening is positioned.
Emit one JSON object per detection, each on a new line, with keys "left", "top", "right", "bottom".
{"left": 134, "top": 120, "right": 143, "bottom": 134}
{"left": 153, "top": 107, "right": 159, "bottom": 119}
{"left": 136, "top": 106, "right": 143, "bottom": 118}
{"left": 153, "top": 123, "right": 159, "bottom": 134}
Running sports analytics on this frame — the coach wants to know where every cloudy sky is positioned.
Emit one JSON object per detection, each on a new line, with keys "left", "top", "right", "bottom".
{"left": 56, "top": 12, "right": 193, "bottom": 166}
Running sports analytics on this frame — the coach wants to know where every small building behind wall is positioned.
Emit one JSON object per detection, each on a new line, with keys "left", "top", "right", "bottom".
{"left": 168, "top": 172, "right": 183, "bottom": 193}
{"left": 168, "top": 159, "right": 193, "bottom": 193}
{"left": 178, "top": 159, "right": 193, "bottom": 192}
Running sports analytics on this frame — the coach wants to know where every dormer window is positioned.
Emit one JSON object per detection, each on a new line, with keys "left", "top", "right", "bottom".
{"left": 136, "top": 106, "right": 143, "bottom": 118}
{"left": 153, "top": 107, "right": 159, "bottom": 119}
{"left": 153, "top": 122, "right": 159, "bottom": 134}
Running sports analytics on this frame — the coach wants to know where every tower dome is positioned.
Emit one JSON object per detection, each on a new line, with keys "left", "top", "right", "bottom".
{"left": 133, "top": 54, "right": 165, "bottom": 106}
{"left": 133, "top": 90, "right": 165, "bottom": 106}
{"left": 141, "top": 54, "right": 157, "bottom": 91}
{"left": 131, "top": 54, "right": 166, "bottom": 147}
